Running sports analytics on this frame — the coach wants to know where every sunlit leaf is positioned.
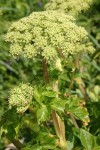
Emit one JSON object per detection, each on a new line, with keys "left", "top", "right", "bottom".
{"left": 50, "top": 98, "right": 66, "bottom": 112}
{"left": 37, "top": 105, "right": 49, "bottom": 123}
{"left": 93, "top": 146, "right": 100, "bottom": 150}
{"left": 79, "top": 129, "right": 95, "bottom": 150}
{"left": 42, "top": 91, "right": 56, "bottom": 97}
{"left": 65, "top": 96, "right": 90, "bottom": 124}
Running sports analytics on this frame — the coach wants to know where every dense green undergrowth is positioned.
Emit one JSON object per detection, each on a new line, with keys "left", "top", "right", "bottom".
{"left": 0, "top": 0, "right": 100, "bottom": 149}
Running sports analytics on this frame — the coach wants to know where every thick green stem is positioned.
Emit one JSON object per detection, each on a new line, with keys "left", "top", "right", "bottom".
{"left": 52, "top": 110, "right": 67, "bottom": 150}
{"left": 52, "top": 110, "right": 61, "bottom": 137}
{"left": 42, "top": 58, "right": 67, "bottom": 150}
{"left": 52, "top": 80, "right": 67, "bottom": 150}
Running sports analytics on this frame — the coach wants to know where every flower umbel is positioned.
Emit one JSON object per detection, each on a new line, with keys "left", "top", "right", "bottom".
{"left": 9, "top": 83, "right": 33, "bottom": 113}
{"left": 5, "top": 11, "right": 94, "bottom": 68}
{"left": 44, "top": 0, "right": 93, "bottom": 16}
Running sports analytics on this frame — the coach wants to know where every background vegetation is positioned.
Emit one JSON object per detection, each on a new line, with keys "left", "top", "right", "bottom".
{"left": 0, "top": 0, "right": 100, "bottom": 149}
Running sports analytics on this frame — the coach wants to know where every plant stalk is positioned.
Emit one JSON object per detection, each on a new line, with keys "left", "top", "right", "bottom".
{"left": 65, "top": 66, "right": 79, "bottom": 128}
{"left": 75, "top": 57, "right": 89, "bottom": 101}
{"left": 52, "top": 80, "right": 67, "bottom": 150}
{"left": 42, "top": 58, "right": 67, "bottom": 150}
{"left": 42, "top": 58, "right": 49, "bottom": 83}
{"left": 12, "top": 139, "right": 24, "bottom": 149}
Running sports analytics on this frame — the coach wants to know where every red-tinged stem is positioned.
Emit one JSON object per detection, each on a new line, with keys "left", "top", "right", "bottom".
{"left": 42, "top": 58, "right": 49, "bottom": 84}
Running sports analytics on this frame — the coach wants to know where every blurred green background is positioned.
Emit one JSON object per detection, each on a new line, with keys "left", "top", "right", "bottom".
{"left": 0, "top": 0, "right": 100, "bottom": 149}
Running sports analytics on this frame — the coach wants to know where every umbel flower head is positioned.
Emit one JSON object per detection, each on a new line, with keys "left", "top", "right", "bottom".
{"left": 5, "top": 11, "right": 94, "bottom": 68}
{"left": 44, "top": 0, "right": 93, "bottom": 16}
{"left": 9, "top": 83, "right": 33, "bottom": 113}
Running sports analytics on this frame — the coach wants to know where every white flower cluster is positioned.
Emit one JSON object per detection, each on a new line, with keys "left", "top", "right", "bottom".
{"left": 5, "top": 11, "right": 94, "bottom": 67}
{"left": 44, "top": 0, "right": 93, "bottom": 16}
{"left": 9, "top": 83, "right": 33, "bottom": 113}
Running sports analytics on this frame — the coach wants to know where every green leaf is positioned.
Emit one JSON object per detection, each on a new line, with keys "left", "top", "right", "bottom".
{"left": 0, "top": 107, "right": 4, "bottom": 121}
{"left": 65, "top": 96, "right": 90, "bottom": 124}
{"left": 67, "top": 134, "right": 75, "bottom": 150}
{"left": 91, "top": 60, "right": 100, "bottom": 71}
{"left": 6, "top": 125, "right": 16, "bottom": 140}
{"left": 23, "top": 145, "right": 60, "bottom": 150}
{"left": 93, "top": 146, "right": 100, "bottom": 150}
{"left": 37, "top": 105, "right": 49, "bottom": 123}
{"left": 37, "top": 131, "right": 56, "bottom": 146}
{"left": 0, "top": 127, "right": 7, "bottom": 141}
{"left": 0, "top": 60, "right": 18, "bottom": 74}
{"left": 22, "top": 145, "right": 41, "bottom": 150}
{"left": 71, "top": 107, "right": 89, "bottom": 123}
{"left": 42, "top": 145, "right": 59, "bottom": 149}
{"left": 50, "top": 98, "right": 66, "bottom": 112}
{"left": 23, "top": 117, "right": 40, "bottom": 132}
{"left": 33, "top": 87, "right": 43, "bottom": 105}
{"left": 42, "top": 91, "right": 56, "bottom": 98}
{"left": 59, "top": 73, "right": 70, "bottom": 82}
{"left": 79, "top": 129, "right": 95, "bottom": 150}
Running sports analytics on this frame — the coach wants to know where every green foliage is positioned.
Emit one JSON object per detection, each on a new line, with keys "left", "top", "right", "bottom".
{"left": 0, "top": 0, "right": 100, "bottom": 149}
{"left": 79, "top": 129, "right": 95, "bottom": 150}
{"left": 65, "top": 96, "right": 90, "bottom": 125}
{"left": 37, "top": 105, "right": 50, "bottom": 123}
